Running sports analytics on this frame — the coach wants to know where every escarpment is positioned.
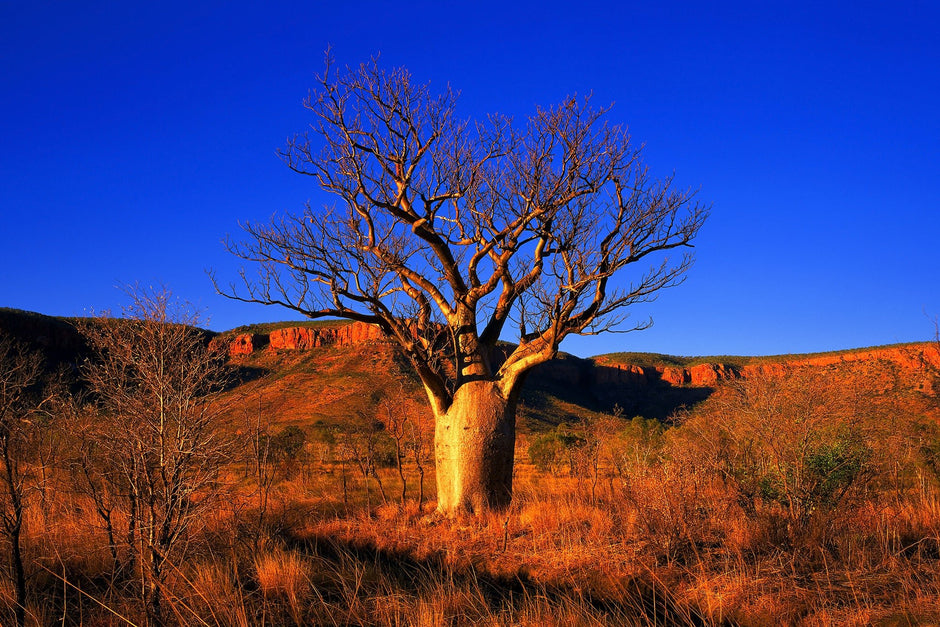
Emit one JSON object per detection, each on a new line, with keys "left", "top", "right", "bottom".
{"left": 210, "top": 321, "right": 384, "bottom": 358}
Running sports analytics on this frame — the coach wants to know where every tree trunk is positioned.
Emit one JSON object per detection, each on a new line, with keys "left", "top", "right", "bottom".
{"left": 434, "top": 380, "right": 516, "bottom": 515}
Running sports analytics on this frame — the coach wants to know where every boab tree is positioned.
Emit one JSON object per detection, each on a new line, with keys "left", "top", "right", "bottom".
{"left": 221, "top": 58, "right": 708, "bottom": 515}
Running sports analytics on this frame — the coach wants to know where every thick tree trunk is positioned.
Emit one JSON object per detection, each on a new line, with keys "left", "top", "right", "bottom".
{"left": 434, "top": 380, "right": 516, "bottom": 514}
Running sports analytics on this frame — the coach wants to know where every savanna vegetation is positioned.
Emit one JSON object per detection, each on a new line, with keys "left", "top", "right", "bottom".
{"left": 2, "top": 300, "right": 940, "bottom": 625}
{"left": 1, "top": 54, "right": 936, "bottom": 626}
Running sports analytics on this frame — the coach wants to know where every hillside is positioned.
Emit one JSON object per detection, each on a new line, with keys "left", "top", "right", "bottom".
{"left": 3, "top": 307, "right": 938, "bottom": 433}
{"left": 206, "top": 318, "right": 940, "bottom": 433}
{"left": 4, "top": 307, "right": 940, "bottom": 624}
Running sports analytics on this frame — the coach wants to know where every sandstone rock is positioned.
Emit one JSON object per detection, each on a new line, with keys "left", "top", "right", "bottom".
{"left": 229, "top": 333, "right": 257, "bottom": 357}
{"left": 591, "top": 363, "right": 650, "bottom": 386}
{"left": 268, "top": 322, "right": 383, "bottom": 352}
{"left": 333, "top": 321, "right": 384, "bottom": 345}
{"left": 688, "top": 363, "right": 739, "bottom": 385}
{"left": 656, "top": 367, "right": 690, "bottom": 386}
{"left": 269, "top": 327, "right": 320, "bottom": 350}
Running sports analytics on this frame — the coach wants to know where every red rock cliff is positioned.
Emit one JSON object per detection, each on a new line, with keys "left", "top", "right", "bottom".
{"left": 221, "top": 322, "right": 384, "bottom": 355}
{"left": 592, "top": 344, "right": 939, "bottom": 391}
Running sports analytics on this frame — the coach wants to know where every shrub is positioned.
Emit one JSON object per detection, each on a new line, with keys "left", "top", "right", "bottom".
{"left": 677, "top": 368, "right": 881, "bottom": 529}
{"left": 528, "top": 427, "right": 585, "bottom": 475}
{"left": 272, "top": 425, "right": 307, "bottom": 462}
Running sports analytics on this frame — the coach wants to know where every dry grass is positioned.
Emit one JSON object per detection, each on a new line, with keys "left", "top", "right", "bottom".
{"left": 4, "top": 368, "right": 940, "bottom": 624}
{"left": 7, "top": 458, "right": 940, "bottom": 625}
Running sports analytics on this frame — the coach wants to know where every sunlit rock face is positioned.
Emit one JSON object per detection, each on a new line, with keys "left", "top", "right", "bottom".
{"left": 221, "top": 322, "right": 385, "bottom": 354}
{"left": 591, "top": 344, "right": 940, "bottom": 394}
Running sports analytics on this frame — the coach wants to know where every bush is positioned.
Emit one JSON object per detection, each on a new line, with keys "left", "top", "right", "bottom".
{"left": 677, "top": 368, "right": 882, "bottom": 528}
{"left": 527, "top": 427, "right": 584, "bottom": 475}
{"left": 272, "top": 425, "right": 307, "bottom": 461}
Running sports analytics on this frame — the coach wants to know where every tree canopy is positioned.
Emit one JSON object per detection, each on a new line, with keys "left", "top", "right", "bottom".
{"left": 223, "top": 57, "right": 708, "bottom": 415}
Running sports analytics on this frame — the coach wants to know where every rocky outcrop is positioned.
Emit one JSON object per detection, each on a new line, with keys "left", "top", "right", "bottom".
{"left": 591, "top": 344, "right": 940, "bottom": 393}
{"left": 268, "top": 327, "right": 321, "bottom": 351}
{"left": 230, "top": 333, "right": 258, "bottom": 356}
{"left": 210, "top": 332, "right": 260, "bottom": 357}
{"left": 688, "top": 363, "right": 739, "bottom": 386}
{"left": 656, "top": 366, "right": 690, "bottom": 386}
{"left": 268, "top": 322, "right": 383, "bottom": 351}
{"left": 217, "top": 321, "right": 384, "bottom": 356}
{"left": 592, "top": 363, "right": 650, "bottom": 386}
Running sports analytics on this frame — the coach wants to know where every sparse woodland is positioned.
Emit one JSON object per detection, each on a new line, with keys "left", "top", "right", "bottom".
{"left": 1, "top": 299, "right": 940, "bottom": 625}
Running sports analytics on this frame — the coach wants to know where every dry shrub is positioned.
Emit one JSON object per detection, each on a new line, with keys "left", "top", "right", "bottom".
{"left": 617, "top": 456, "right": 734, "bottom": 564}
{"left": 0, "top": 577, "right": 14, "bottom": 623}
{"left": 22, "top": 497, "right": 116, "bottom": 580}
{"left": 517, "top": 492, "right": 614, "bottom": 545}
{"left": 251, "top": 546, "right": 315, "bottom": 625}
{"left": 674, "top": 368, "right": 898, "bottom": 545}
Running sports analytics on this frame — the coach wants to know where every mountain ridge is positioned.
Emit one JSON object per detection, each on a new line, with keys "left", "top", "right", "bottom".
{"left": 2, "top": 307, "right": 937, "bottom": 430}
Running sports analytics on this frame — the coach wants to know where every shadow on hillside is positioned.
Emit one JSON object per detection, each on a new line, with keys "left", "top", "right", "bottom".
{"left": 283, "top": 531, "right": 722, "bottom": 626}
{"left": 225, "top": 364, "right": 270, "bottom": 388}
{"left": 525, "top": 359, "right": 716, "bottom": 423}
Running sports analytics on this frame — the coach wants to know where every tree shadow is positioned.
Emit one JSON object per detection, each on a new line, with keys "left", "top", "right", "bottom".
{"left": 283, "top": 530, "right": 727, "bottom": 626}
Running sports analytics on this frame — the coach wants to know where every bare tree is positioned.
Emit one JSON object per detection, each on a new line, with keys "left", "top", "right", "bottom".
{"left": 220, "top": 56, "right": 708, "bottom": 515}
{"left": 0, "top": 333, "right": 46, "bottom": 627}
{"left": 244, "top": 399, "right": 276, "bottom": 551}
{"left": 80, "top": 287, "right": 233, "bottom": 625}
{"left": 69, "top": 403, "right": 126, "bottom": 574}
{"left": 407, "top": 412, "right": 432, "bottom": 513}
{"left": 377, "top": 379, "right": 418, "bottom": 506}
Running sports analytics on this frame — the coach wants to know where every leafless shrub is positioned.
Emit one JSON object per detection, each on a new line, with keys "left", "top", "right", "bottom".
{"left": 0, "top": 333, "right": 48, "bottom": 627}
{"left": 79, "top": 286, "right": 235, "bottom": 625}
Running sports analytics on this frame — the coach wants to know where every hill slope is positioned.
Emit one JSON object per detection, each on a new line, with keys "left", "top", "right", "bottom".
{"left": 3, "top": 308, "right": 938, "bottom": 433}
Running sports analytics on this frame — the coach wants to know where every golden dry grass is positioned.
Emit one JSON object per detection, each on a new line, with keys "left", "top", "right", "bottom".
{"left": 8, "top": 455, "right": 940, "bottom": 625}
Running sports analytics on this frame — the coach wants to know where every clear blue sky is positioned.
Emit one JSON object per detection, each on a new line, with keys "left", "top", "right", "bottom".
{"left": 2, "top": 1, "right": 938, "bottom": 358}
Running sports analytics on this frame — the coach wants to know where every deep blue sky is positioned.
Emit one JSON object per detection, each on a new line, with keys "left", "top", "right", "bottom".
{"left": 2, "top": 1, "right": 938, "bottom": 357}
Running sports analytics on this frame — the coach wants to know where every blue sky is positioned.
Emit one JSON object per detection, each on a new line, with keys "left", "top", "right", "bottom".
{"left": 2, "top": 1, "right": 938, "bottom": 358}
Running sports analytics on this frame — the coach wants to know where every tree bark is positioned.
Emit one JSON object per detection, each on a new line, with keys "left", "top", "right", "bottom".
{"left": 434, "top": 380, "right": 516, "bottom": 514}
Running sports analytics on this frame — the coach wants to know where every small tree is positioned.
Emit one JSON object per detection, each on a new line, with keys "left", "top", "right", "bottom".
{"left": 0, "top": 333, "right": 47, "bottom": 627}
{"left": 244, "top": 400, "right": 276, "bottom": 548}
{"left": 377, "top": 380, "right": 421, "bottom": 506}
{"left": 406, "top": 412, "right": 433, "bottom": 512}
{"left": 81, "top": 287, "right": 233, "bottom": 625}
{"left": 339, "top": 418, "right": 393, "bottom": 512}
{"left": 221, "top": 56, "right": 708, "bottom": 515}
{"left": 69, "top": 403, "right": 127, "bottom": 573}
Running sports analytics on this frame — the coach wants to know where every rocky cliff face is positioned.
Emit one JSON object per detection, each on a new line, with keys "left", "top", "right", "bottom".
{"left": 592, "top": 344, "right": 940, "bottom": 393}
{"left": 269, "top": 322, "right": 383, "bottom": 350}
{"left": 217, "top": 322, "right": 384, "bottom": 357}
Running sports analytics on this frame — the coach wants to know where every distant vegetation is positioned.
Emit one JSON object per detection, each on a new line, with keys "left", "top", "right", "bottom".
{"left": 598, "top": 340, "right": 932, "bottom": 368}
